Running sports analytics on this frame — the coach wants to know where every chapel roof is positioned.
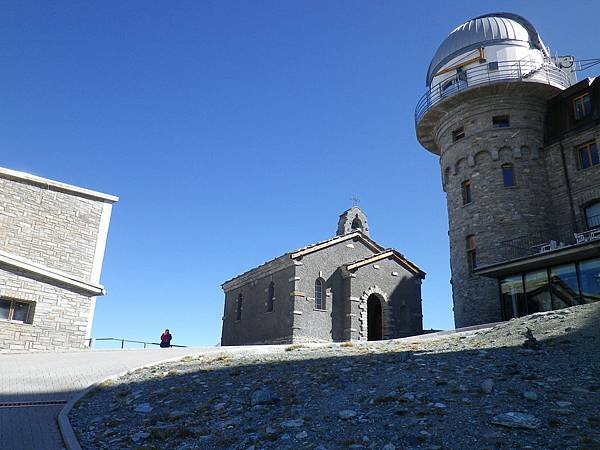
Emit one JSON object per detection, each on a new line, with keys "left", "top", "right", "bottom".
{"left": 345, "top": 249, "right": 425, "bottom": 278}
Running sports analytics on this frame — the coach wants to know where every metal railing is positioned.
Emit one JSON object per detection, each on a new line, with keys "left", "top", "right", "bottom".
{"left": 415, "top": 58, "right": 572, "bottom": 125}
{"left": 481, "top": 215, "right": 600, "bottom": 267}
{"left": 87, "top": 337, "right": 187, "bottom": 349}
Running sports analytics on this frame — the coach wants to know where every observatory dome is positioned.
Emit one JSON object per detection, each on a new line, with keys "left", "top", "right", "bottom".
{"left": 426, "top": 13, "right": 549, "bottom": 86}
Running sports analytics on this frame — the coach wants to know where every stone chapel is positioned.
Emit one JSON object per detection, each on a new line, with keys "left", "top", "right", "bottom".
{"left": 221, "top": 208, "right": 425, "bottom": 345}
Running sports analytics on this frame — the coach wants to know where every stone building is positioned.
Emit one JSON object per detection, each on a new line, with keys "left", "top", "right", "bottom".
{"left": 415, "top": 12, "right": 600, "bottom": 327}
{"left": 0, "top": 166, "right": 118, "bottom": 351}
{"left": 221, "top": 208, "right": 425, "bottom": 345}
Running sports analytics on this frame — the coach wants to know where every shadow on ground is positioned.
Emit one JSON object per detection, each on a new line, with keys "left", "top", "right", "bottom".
{"left": 62, "top": 304, "right": 600, "bottom": 450}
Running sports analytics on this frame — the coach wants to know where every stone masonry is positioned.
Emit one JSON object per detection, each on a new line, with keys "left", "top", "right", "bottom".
{"left": 0, "top": 167, "right": 118, "bottom": 351}
{"left": 436, "top": 84, "right": 559, "bottom": 327}
{"left": 221, "top": 209, "right": 425, "bottom": 345}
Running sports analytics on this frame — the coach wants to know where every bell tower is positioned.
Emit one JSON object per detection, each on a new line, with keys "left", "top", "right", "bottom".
{"left": 337, "top": 207, "right": 370, "bottom": 237}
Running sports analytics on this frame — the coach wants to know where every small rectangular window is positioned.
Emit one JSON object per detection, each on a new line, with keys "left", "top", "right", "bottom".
{"left": 461, "top": 180, "right": 472, "bottom": 205}
{"left": 452, "top": 127, "right": 465, "bottom": 142}
{"left": 573, "top": 93, "right": 592, "bottom": 120}
{"left": 493, "top": 115, "right": 510, "bottom": 128}
{"left": 466, "top": 235, "right": 477, "bottom": 274}
{"left": 576, "top": 141, "right": 599, "bottom": 170}
{"left": 0, "top": 298, "right": 34, "bottom": 324}
{"left": 236, "top": 294, "right": 243, "bottom": 321}
{"left": 488, "top": 61, "right": 499, "bottom": 71}
{"left": 502, "top": 164, "right": 515, "bottom": 187}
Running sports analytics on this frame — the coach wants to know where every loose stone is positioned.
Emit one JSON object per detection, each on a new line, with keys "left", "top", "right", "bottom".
{"left": 491, "top": 412, "right": 541, "bottom": 429}
{"left": 338, "top": 409, "right": 358, "bottom": 420}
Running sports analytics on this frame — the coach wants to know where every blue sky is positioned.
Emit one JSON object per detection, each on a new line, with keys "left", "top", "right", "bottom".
{"left": 2, "top": 1, "right": 599, "bottom": 346}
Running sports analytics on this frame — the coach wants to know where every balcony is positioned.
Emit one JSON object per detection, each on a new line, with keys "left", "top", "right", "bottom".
{"left": 415, "top": 59, "right": 572, "bottom": 126}
{"left": 477, "top": 215, "right": 600, "bottom": 272}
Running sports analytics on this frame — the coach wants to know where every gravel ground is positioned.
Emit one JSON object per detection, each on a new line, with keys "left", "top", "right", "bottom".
{"left": 70, "top": 303, "right": 600, "bottom": 450}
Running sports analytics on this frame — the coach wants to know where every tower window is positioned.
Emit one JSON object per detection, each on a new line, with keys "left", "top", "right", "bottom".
{"left": 576, "top": 141, "right": 599, "bottom": 169}
{"left": 452, "top": 127, "right": 465, "bottom": 142}
{"left": 461, "top": 180, "right": 472, "bottom": 205}
{"left": 267, "top": 282, "right": 275, "bottom": 312}
{"left": 236, "top": 293, "right": 243, "bottom": 320}
{"left": 573, "top": 93, "right": 592, "bottom": 120}
{"left": 314, "top": 278, "right": 325, "bottom": 310}
{"left": 466, "top": 235, "right": 477, "bottom": 274}
{"left": 502, "top": 164, "right": 515, "bottom": 187}
{"left": 493, "top": 115, "right": 510, "bottom": 128}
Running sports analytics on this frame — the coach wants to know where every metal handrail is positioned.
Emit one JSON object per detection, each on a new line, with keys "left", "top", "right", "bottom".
{"left": 87, "top": 337, "right": 187, "bottom": 349}
{"left": 482, "top": 214, "right": 600, "bottom": 267}
{"left": 415, "top": 59, "right": 572, "bottom": 125}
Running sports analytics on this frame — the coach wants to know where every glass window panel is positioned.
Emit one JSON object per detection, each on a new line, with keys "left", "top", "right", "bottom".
{"left": 12, "top": 302, "right": 29, "bottom": 322}
{"left": 583, "top": 95, "right": 592, "bottom": 115}
{"left": 315, "top": 279, "right": 324, "bottom": 310}
{"left": 550, "top": 264, "right": 580, "bottom": 309}
{"left": 502, "top": 165, "right": 514, "bottom": 187}
{"left": 579, "top": 147, "right": 591, "bottom": 169}
{"left": 0, "top": 299, "right": 11, "bottom": 320}
{"left": 586, "top": 202, "right": 600, "bottom": 229}
{"left": 524, "top": 270, "right": 552, "bottom": 313}
{"left": 500, "top": 275, "right": 525, "bottom": 319}
{"left": 591, "top": 143, "right": 599, "bottom": 166}
{"left": 578, "top": 258, "right": 600, "bottom": 304}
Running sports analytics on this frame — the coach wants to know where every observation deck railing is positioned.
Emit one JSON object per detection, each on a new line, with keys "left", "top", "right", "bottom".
{"left": 87, "top": 337, "right": 187, "bottom": 349}
{"left": 415, "top": 59, "right": 572, "bottom": 125}
{"left": 478, "top": 215, "right": 600, "bottom": 268}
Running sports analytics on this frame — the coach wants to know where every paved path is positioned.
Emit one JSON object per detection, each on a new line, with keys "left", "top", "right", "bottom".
{"left": 0, "top": 347, "right": 231, "bottom": 450}
{"left": 0, "top": 327, "right": 493, "bottom": 450}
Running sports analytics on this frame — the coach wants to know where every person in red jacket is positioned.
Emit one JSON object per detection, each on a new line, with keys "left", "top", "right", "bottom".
{"left": 160, "top": 329, "right": 172, "bottom": 348}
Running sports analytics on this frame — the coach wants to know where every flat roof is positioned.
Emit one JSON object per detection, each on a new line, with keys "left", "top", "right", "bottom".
{"left": 0, "top": 166, "right": 119, "bottom": 203}
{"left": 475, "top": 240, "right": 600, "bottom": 278}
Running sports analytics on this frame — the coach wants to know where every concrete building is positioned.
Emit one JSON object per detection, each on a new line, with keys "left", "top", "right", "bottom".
{"left": 0, "top": 167, "right": 118, "bottom": 351}
{"left": 221, "top": 208, "right": 425, "bottom": 345}
{"left": 415, "top": 12, "right": 600, "bottom": 327}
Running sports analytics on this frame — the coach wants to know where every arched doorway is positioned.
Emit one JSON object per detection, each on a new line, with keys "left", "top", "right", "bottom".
{"left": 367, "top": 294, "right": 383, "bottom": 341}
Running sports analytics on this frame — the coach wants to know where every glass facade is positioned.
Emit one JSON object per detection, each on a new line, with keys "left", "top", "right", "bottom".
{"left": 500, "top": 275, "right": 526, "bottom": 318}
{"left": 500, "top": 257, "right": 600, "bottom": 319}
{"left": 579, "top": 259, "right": 600, "bottom": 304}
{"left": 550, "top": 264, "right": 580, "bottom": 309}
{"left": 524, "top": 270, "right": 551, "bottom": 314}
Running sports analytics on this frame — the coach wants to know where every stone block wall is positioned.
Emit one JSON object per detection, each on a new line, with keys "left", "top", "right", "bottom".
{"left": 292, "top": 237, "right": 374, "bottom": 342}
{"left": 0, "top": 169, "right": 117, "bottom": 351}
{"left": 0, "top": 267, "right": 92, "bottom": 351}
{"left": 345, "top": 257, "right": 423, "bottom": 341}
{"left": 435, "top": 85, "right": 558, "bottom": 327}
{"left": 544, "top": 123, "right": 600, "bottom": 227}
{"left": 221, "top": 258, "right": 296, "bottom": 346}
{"left": 0, "top": 178, "right": 103, "bottom": 281}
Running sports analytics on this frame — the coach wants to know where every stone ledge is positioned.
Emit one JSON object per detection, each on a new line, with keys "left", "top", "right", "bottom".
{"left": 0, "top": 166, "right": 119, "bottom": 203}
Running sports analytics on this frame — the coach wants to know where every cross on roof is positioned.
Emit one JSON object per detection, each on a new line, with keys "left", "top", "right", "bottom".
{"left": 350, "top": 196, "right": 360, "bottom": 207}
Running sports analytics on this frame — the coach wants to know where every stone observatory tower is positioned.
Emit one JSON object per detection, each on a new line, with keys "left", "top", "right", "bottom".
{"left": 415, "top": 13, "right": 575, "bottom": 327}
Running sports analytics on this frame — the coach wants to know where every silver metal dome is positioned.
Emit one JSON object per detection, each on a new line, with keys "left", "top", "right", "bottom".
{"left": 426, "top": 12, "right": 549, "bottom": 86}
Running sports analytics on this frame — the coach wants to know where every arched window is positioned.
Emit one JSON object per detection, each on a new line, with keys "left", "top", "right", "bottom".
{"left": 585, "top": 202, "right": 600, "bottom": 229}
{"left": 236, "top": 293, "right": 243, "bottom": 320}
{"left": 267, "top": 282, "right": 275, "bottom": 312}
{"left": 502, "top": 163, "right": 515, "bottom": 187}
{"left": 314, "top": 278, "right": 325, "bottom": 310}
{"left": 351, "top": 215, "right": 363, "bottom": 230}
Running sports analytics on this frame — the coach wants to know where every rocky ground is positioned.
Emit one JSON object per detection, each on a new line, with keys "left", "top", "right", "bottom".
{"left": 71, "top": 303, "right": 600, "bottom": 450}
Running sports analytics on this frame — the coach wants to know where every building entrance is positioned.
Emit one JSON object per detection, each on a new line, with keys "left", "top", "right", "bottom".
{"left": 367, "top": 294, "right": 383, "bottom": 341}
